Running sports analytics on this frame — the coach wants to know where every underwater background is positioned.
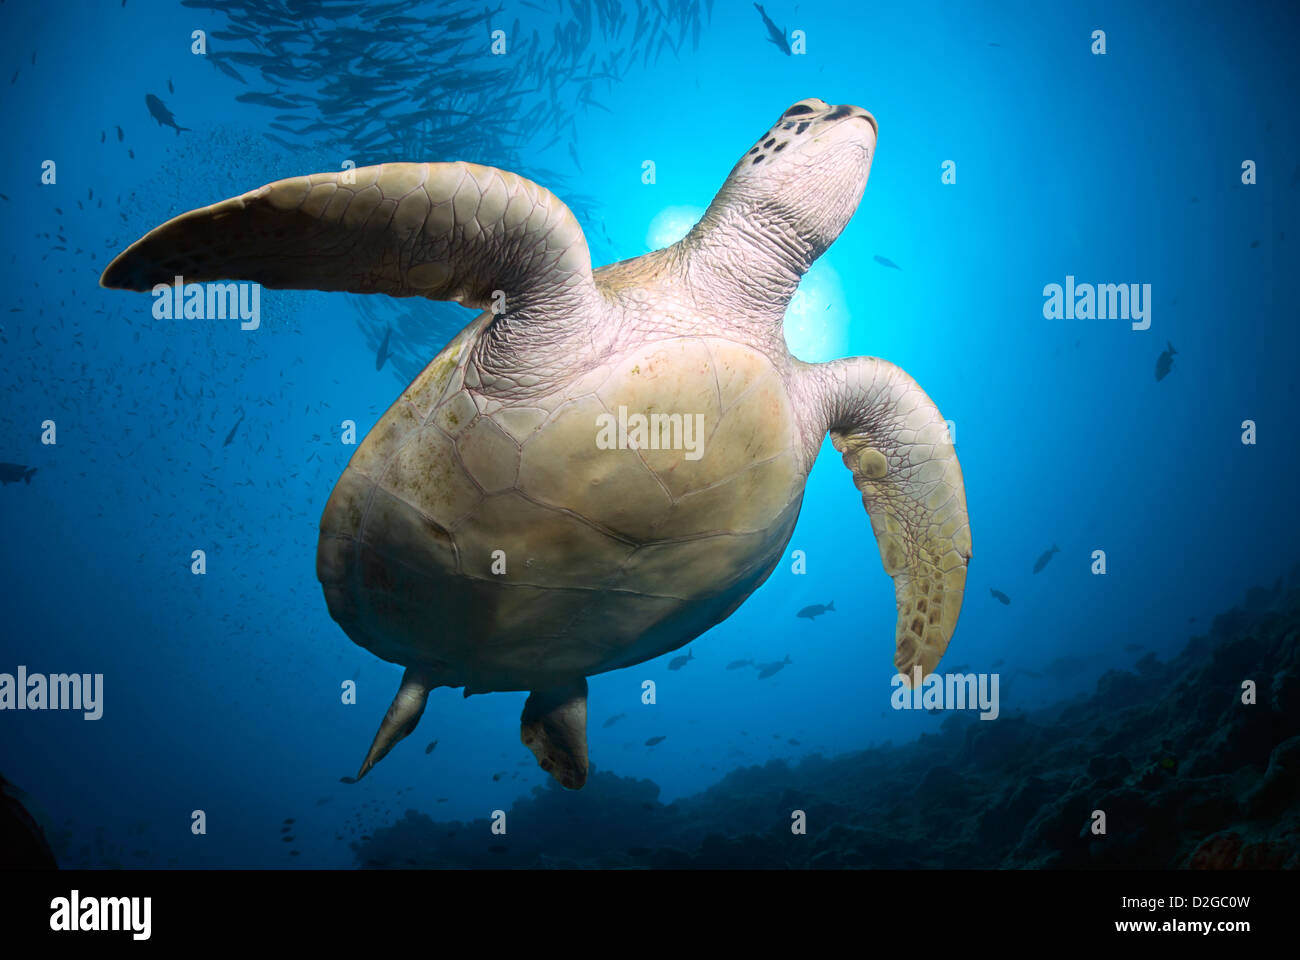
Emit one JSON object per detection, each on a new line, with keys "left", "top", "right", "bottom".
{"left": 1, "top": 0, "right": 1298, "bottom": 868}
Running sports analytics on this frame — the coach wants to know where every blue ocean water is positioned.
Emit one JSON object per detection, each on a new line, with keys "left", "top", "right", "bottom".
{"left": 1, "top": 0, "right": 1297, "bottom": 868}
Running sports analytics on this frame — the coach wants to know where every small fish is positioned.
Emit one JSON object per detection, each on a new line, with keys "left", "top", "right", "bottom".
{"left": 667, "top": 649, "right": 694, "bottom": 671}
{"left": 725, "top": 658, "right": 754, "bottom": 670}
{"left": 644, "top": 736, "right": 666, "bottom": 746}
{"left": 100, "top": 130, "right": 105, "bottom": 144}
{"left": 375, "top": 325, "right": 391, "bottom": 371}
{"left": 283, "top": 818, "right": 294, "bottom": 824}
{"left": 492, "top": 772, "right": 502, "bottom": 781}
{"left": 145, "top": 94, "right": 190, "bottom": 135}
{"left": 1155, "top": 342, "right": 1176, "bottom": 382}
{"left": 115, "top": 125, "right": 123, "bottom": 141}
{"left": 873, "top": 255, "right": 900, "bottom": 269}
{"left": 168, "top": 77, "right": 174, "bottom": 94}
{"left": 752, "top": 3, "right": 789, "bottom": 55}
{"left": 757, "top": 655, "right": 792, "bottom": 679}
{"left": 339, "top": 776, "right": 358, "bottom": 784}
{"left": 223, "top": 411, "right": 244, "bottom": 447}
{"left": 989, "top": 588, "right": 1010, "bottom": 605}
{"left": 424, "top": 739, "right": 438, "bottom": 755}
{"left": 567, "top": 141, "right": 584, "bottom": 172}
{"left": 787, "top": 738, "right": 800, "bottom": 745}
{"left": 796, "top": 601, "right": 834, "bottom": 620}
{"left": 601, "top": 712, "right": 626, "bottom": 728}
{"left": 1032, "top": 544, "right": 1059, "bottom": 574}
{"left": 0, "top": 463, "right": 37, "bottom": 485}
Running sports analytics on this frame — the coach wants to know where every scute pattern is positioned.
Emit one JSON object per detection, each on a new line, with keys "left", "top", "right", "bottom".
{"left": 318, "top": 331, "right": 806, "bottom": 691}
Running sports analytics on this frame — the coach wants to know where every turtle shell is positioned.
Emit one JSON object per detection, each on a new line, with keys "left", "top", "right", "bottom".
{"left": 317, "top": 318, "right": 806, "bottom": 693}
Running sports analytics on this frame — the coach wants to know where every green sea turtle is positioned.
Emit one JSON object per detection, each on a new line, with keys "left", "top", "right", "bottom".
{"left": 101, "top": 98, "right": 971, "bottom": 789}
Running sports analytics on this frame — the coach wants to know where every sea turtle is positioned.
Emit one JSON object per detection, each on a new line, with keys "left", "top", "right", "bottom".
{"left": 101, "top": 98, "right": 972, "bottom": 790}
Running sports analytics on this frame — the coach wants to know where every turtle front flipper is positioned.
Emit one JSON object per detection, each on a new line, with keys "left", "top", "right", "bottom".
{"left": 521, "top": 679, "right": 589, "bottom": 790}
{"left": 353, "top": 667, "right": 436, "bottom": 781}
{"left": 99, "top": 161, "right": 600, "bottom": 320}
{"left": 813, "top": 357, "right": 972, "bottom": 678}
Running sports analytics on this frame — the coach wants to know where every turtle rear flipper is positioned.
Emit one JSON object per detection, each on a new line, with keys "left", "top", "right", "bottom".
{"left": 353, "top": 667, "right": 436, "bottom": 781}
{"left": 521, "top": 678, "right": 589, "bottom": 790}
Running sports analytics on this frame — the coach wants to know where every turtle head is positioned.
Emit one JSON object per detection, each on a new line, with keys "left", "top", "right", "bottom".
{"left": 695, "top": 98, "right": 876, "bottom": 266}
{"left": 682, "top": 99, "right": 876, "bottom": 324}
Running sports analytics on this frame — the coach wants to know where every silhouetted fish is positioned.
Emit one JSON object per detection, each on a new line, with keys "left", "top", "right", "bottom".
{"left": 375, "top": 325, "right": 391, "bottom": 370}
{"left": 644, "top": 736, "right": 666, "bottom": 746}
{"left": 796, "top": 601, "right": 834, "bottom": 620}
{"left": 989, "top": 588, "right": 1010, "bottom": 605}
{"left": 145, "top": 94, "right": 190, "bottom": 134}
{"left": 752, "top": 3, "right": 789, "bottom": 54}
{"left": 602, "top": 712, "right": 626, "bottom": 728}
{"left": 223, "top": 411, "right": 244, "bottom": 447}
{"left": 0, "top": 463, "right": 37, "bottom": 485}
{"left": 873, "top": 255, "right": 900, "bottom": 269}
{"left": 726, "top": 659, "right": 754, "bottom": 670}
{"left": 115, "top": 125, "right": 123, "bottom": 141}
{"left": 667, "top": 649, "right": 694, "bottom": 671}
{"left": 1155, "top": 342, "right": 1176, "bottom": 382}
{"left": 424, "top": 739, "right": 438, "bottom": 754}
{"left": 339, "top": 776, "right": 358, "bottom": 784}
{"left": 1032, "top": 544, "right": 1059, "bottom": 573}
{"left": 757, "top": 655, "right": 792, "bottom": 679}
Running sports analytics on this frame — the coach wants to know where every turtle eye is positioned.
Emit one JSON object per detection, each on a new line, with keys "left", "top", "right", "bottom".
{"left": 783, "top": 104, "right": 815, "bottom": 117}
